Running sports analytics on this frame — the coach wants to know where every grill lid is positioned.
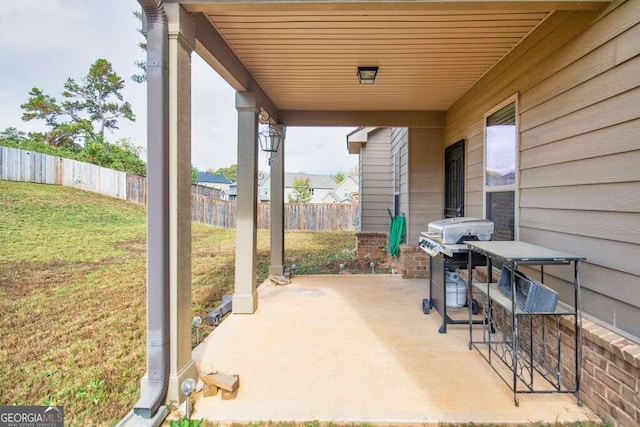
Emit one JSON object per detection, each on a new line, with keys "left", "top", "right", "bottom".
{"left": 426, "top": 217, "right": 494, "bottom": 244}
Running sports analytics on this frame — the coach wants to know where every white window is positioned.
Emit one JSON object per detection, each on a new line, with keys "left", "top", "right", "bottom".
{"left": 484, "top": 96, "right": 518, "bottom": 241}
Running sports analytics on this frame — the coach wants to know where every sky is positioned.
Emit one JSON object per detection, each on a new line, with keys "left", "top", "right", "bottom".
{"left": 0, "top": 0, "right": 358, "bottom": 175}
{"left": 485, "top": 125, "right": 516, "bottom": 176}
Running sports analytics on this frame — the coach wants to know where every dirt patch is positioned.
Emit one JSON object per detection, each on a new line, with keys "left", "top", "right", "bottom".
{"left": 0, "top": 261, "right": 79, "bottom": 298}
{"left": 114, "top": 237, "right": 146, "bottom": 255}
{"left": 0, "top": 258, "right": 128, "bottom": 299}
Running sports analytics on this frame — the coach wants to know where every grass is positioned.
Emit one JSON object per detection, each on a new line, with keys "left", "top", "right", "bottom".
{"left": 0, "top": 181, "right": 362, "bottom": 426}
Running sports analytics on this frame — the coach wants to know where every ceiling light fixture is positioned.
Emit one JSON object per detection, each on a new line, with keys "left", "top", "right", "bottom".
{"left": 357, "top": 66, "right": 379, "bottom": 84}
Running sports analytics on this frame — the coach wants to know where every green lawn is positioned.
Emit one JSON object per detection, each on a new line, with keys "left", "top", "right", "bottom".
{"left": 0, "top": 181, "right": 358, "bottom": 425}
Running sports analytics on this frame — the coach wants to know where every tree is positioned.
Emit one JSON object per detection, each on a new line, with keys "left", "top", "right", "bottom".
{"left": 132, "top": 10, "right": 147, "bottom": 83}
{"left": 208, "top": 164, "right": 237, "bottom": 182}
{"left": 0, "top": 127, "right": 27, "bottom": 144}
{"left": 332, "top": 171, "right": 347, "bottom": 184}
{"left": 79, "top": 138, "right": 146, "bottom": 175}
{"left": 0, "top": 129, "right": 147, "bottom": 176}
{"left": 288, "top": 178, "right": 313, "bottom": 203}
{"left": 20, "top": 87, "right": 86, "bottom": 148}
{"left": 0, "top": 127, "right": 78, "bottom": 157}
{"left": 21, "top": 58, "right": 135, "bottom": 146}
{"left": 192, "top": 166, "right": 200, "bottom": 183}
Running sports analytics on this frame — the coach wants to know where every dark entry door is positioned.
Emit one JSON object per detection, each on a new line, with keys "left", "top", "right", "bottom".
{"left": 444, "top": 139, "right": 465, "bottom": 218}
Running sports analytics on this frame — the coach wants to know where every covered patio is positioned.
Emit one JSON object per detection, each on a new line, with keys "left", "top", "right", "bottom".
{"left": 191, "top": 275, "right": 598, "bottom": 424}
{"left": 124, "top": 0, "right": 640, "bottom": 424}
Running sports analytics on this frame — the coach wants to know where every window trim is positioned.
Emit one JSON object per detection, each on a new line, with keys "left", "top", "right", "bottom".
{"left": 483, "top": 94, "right": 520, "bottom": 240}
{"left": 392, "top": 151, "right": 400, "bottom": 216}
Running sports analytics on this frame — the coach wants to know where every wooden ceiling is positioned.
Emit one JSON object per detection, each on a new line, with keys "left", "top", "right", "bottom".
{"left": 182, "top": 2, "right": 565, "bottom": 112}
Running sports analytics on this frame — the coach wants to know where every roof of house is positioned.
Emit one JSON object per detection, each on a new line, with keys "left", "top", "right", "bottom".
{"left": 346, "top": 127, "right": 380, "bottom": 154}
{"left": 322, "top": 192, "right": 342, "bottom": 203}
{"left": 197, "top": 172, "right": 233, "bottom": 184}
{"left": 333, "top": 174, "right": 359, "bottom": 189}
{"left": 285, "top": 173, "right": 336, "bottom": 189}
{"left": 322, "top": 174, "right": 359, "bottom": 203}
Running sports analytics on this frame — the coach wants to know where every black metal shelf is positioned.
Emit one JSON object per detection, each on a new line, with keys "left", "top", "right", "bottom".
{"left": 466, "top": 241, "right": 585, "bottom": 407}
{"left": 471, "top": 282, "right": 576, "bottom": 316}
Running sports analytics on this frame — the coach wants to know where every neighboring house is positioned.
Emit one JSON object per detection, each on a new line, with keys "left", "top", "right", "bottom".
{"left": 196, "top": 172, "right": 233, "bottom": 200}
{"left": 321, "top": 174, "right": 359, "bottom": 204}
{"left": 228, "top": 183, "right": 237, "bottom": 201}
{"left": 261, "top": 172, "right": 337, "bottom": 203}
{"left": 285, "top": 173, "right": 336, "bottom": 203}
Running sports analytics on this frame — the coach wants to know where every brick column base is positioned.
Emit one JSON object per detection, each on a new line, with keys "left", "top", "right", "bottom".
{"left": 355, "top": 232, "right": 388, "bottom": 261}
{"left": 396, "top": 245, "right": 429, "bottom": 279}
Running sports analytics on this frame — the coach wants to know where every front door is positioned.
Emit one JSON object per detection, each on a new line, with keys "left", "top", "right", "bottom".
{"left": 444, "top": 139, "right": 465, "bottom": 218}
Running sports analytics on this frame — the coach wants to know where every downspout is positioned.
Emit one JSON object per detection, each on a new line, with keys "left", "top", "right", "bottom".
{"left": 134, "top": 0, "right": 169, "bottom": 419}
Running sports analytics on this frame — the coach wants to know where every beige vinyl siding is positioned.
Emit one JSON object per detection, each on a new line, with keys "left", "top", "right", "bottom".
{"left": 444, "top": 0, "right": 640, "bottom": 338}
{"left": 407, "top": 128, "right": 444, "bottom": 245}
{"left": 465, "top": 123, "right": 484, "bottom": 218}
{"left": 360, "top": 128, "right": 393, "bottom": 233}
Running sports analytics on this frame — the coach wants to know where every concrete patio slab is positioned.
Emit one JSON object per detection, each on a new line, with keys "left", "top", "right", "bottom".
{"left": 191, "top": 275, "right": 599, "bottom": 425}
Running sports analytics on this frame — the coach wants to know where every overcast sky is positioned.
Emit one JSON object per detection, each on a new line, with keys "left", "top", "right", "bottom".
{"left": 0, "top": 0, "right": 357, "bottom": 175}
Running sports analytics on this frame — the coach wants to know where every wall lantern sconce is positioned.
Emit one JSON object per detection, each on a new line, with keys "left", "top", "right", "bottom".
{"left": 259, "top": 123, "right": 284, "bottom": 165}
{"left": 357, "top": 66, "right": 379, "bottom": 84}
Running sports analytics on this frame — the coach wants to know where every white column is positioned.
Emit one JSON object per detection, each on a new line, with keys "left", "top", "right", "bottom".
{"left": 166, "top": 3, "right": 196, "bottom": 404}
{"left": 269, "top": 125, "right": 285, "bottom": 275}
{"left": 234, "top": 92, "right": 259, "bottom": 313}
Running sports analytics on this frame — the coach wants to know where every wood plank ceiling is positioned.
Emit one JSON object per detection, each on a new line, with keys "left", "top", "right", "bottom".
{"left": 186, "top": 3, "right": 551, "bottom": 111}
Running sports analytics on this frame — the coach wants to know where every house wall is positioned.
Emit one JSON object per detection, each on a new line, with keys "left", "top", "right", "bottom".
{"left": 360, "top": 128, "right": 393, "bottom": 233}
{"left": 386, "top": 127, "right": 444, "bottom": 245}
{"left": 335, "top": 176, "right": 359, "bottom": 202}
{"left": 407, "top": 128, "right": 444, "bottom": 245}
{"left": 444, "top": 0, "right": 640, "bottom": 339}
{"left": 198, "top": 182, "right": 231, "bottom": 199}
{"left": 284, "top": 187, "right": 333, "bottom": 203}
{"left": 324, "top": 176, "right": 359, "bottom": 203}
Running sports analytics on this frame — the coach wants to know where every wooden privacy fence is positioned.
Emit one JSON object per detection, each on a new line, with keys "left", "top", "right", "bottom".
{"left": 192, "top": 194, "right": 359, "bottom": 231}
{"left": 282, "top": 202, "right": 358, "bottom": 231}
{"left": 1, "top": 146, "right": 222, "bottom": 204}
{"left": 2, "top": 146, "right": 358, "bottom": 231}
{"left": 126, "top": 175, "right": 222, "bottom": 205}
{"left": 126, "top": 174, "right": 147, "bottom": 204}
{"left": 192, "top": 195, "right": 237, "bottom": 228}
{"left": 1, "top": 146, "right": 127, "bottom": 199}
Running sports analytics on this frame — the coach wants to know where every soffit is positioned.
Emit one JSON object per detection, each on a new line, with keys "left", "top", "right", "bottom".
{"left": 181, "top": 2, "right": 581, "bottom": 111}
